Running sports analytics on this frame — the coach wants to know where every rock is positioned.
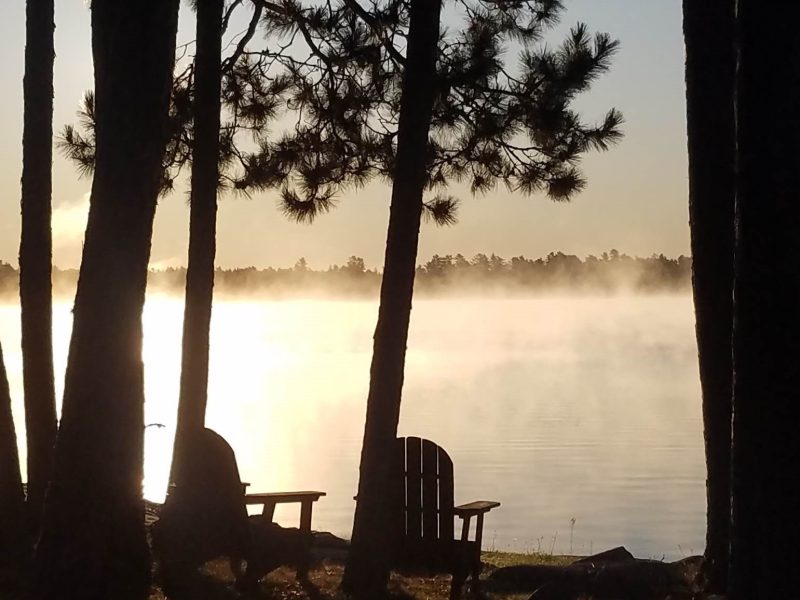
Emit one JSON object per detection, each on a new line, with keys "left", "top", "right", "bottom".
{"left": 488, "top": 549, "right": 699, "bottom": 600}
{"left": 574, "top": 546, "right": 636, "bottom": 565}
{"left": 244, "top": 521, "right": 307, "bottom": 581}
{"left": 528, "top": 581, "right": 581, "bottom": 600}
{"left": 312, "top": 530, "right": 349, "bottom": 550}
{"left": 489, "top": 564, "right": 570, "bottom": 591}
{"left": 310, "top": 531, "right": 349, "bottom": 561}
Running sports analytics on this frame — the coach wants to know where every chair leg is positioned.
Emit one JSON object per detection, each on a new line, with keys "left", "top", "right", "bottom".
{"left": 230, "top": 555, "right": 243, "bottom": 581}
{"left": 472, "top": 552, "right": 482, "bottom": 585}
{"left": 471, "top": 513, "right": 485, "bottom": 595}
{"left": 450, "top": 570, "right": 467, "bottom": 600}
{"left": 297, "top": 500, "right": 314, "bottom": 580}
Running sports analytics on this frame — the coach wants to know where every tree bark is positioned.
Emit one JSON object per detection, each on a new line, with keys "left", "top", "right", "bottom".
{"left": 729, "top": 2, "right": 800, "bottom": 598}
{"left": 19, "top": 0, "right": 57, "bottom": 533}
{"left": 682, "top": 1, "right": 735, "bottom": 594}
{"left": 0, "top": 342, "right": 25, "bottom": 560}
{"left": 172, "top": 0, "right": 223, "bottom": 488}
{"left": 342, "top": 0, "right": 442, "bottom": 596}
{"left": 34, "top": 1, "right": 179, "bottom": 599}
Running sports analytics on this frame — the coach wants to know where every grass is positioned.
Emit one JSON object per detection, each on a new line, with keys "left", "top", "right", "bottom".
{"left": 481, "top": 550, "right": 574, "bottom": 569}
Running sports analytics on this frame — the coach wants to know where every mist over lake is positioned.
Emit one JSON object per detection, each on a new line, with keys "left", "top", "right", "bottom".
{"left": 1, "top": 293, "right": 704, "bottom": 560}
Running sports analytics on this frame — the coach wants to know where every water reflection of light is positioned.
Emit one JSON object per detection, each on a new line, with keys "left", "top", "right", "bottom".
{"left": 140, "top": 297, "right": 351, "bottom": 503}
{"left": 1, "top": 295, "right": 705, "bottom": 559}
{"left": 143, "top": 425, "right": 174, "bottom": 502}
{"left": 141, "top": 296, "right": 182, "bottom": 502}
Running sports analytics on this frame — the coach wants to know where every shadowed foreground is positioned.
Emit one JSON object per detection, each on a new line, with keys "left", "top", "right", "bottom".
{"left": 145, "top": 548, "right": 704, "bottom": 600}
{"left": 1, "top": 543, "right": 714, "bottom": 600}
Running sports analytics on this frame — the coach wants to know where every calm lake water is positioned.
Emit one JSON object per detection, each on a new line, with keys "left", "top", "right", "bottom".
{"left": 1, "top": 294, "right": 704, "bottom": 560}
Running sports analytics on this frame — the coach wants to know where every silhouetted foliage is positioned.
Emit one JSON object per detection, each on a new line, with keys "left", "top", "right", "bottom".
{"left": 232, "top": 0, "right": 622, "bottom": 222}
{"left": 64, "top": 2, "right": 624, "bottom": 224}
{"left": 0, "top": 252, "right": 691, "bottom": 299}
{"left": 58, "top": 5, "right": 293, "bottom": 197}
{"left": 60, "top": 1, "right": 622, "bottom": 223}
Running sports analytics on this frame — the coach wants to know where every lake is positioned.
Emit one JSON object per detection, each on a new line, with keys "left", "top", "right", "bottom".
{"left": 0, "top": 294, "right": 704, "bottom": 560}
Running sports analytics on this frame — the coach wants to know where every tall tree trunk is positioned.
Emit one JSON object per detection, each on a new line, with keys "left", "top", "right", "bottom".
{"left": 34, "top": 1, "right": 179, "bottom": 598}
{"left": 342, "top": 0, "right": 442, "bottom": 596}
{"left": 19, "top": 0, "right": 57, "bottom": 533}
{"left": 0, "top": 342, "right": 25, "bottom": 560}
{"left": 172, "top": 0, "right": 223, "bottom": 488}
{"left": 682, "top": 1, "right": 735, "bottom": 594}
{"left": 729, "top": 2, "right": 800, "bottom": 598}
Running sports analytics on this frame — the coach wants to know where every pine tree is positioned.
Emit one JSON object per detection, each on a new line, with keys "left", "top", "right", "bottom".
{"left": 729, "top": 2, "right": 800, "bottom": 597}
{"left": 243, "top": 2, "right": 622, "bottom": 595}
{"left": 34, "top": 1, "right": 180, "bottom": 598}
{"left": 59, "top": 1, "right": 292, "bottom": 487}
{"left": 171, "top": 0, "right": 225, "bottom": 489}
{"left": 342, "top": 1, "right": 443, "bottom": 594}
{"left": 682, "top": 1, "right": 735, "bottom": 593}
{"left": 19, "top": 0, "right": 57, "bottom": 533}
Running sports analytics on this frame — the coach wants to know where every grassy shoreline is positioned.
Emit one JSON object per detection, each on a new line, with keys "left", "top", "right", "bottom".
{"left": 151, "top": 548, "right": 702, "bottom": 599}
{"left": 149, "top": 550, "right": 580, "bottom": 600}
{"left": 3, "top": 540, "right": 700, "bottom": 600}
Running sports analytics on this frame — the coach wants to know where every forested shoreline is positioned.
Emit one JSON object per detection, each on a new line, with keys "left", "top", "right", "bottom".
{"left": 0, "top": 251, "right": 691, "bottom": 299}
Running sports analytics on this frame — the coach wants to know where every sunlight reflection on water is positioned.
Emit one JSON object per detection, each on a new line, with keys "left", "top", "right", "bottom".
{"left": 1, "top": 294, "right": 704, "bottom": 560}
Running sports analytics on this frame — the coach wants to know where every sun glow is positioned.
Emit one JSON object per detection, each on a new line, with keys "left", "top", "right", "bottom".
{"left": 139, "top": 296, "right": 323, "bottom": 502}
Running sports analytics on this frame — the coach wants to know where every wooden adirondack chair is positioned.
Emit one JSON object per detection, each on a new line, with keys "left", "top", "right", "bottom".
{"left": 388, "top": 436, "right": 500, "bottom": 599}
{"left": 152, "top": 428, "right": 325, "bottom": 592}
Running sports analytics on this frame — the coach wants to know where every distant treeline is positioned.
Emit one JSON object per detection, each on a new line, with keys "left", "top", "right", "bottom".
{"left": 0, "top": 250, "right": 691, "bottom": 299}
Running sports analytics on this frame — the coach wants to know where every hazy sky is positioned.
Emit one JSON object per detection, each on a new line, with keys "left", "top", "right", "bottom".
{"left": 0, "top": 1, "right": 687, "bottom": 270}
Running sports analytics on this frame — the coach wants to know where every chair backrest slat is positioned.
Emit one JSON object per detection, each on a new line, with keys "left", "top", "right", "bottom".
{"left": 437, "top": 445, "right": 455, "bottom": 542}
{"left": 389, "top": 437, "right": 407, "bottom": 543}
{"left": 421, "top": 439, "right": 439, "bottom": 540}
{"left": 405, "top": 436, "right": 423, "bottom": 540}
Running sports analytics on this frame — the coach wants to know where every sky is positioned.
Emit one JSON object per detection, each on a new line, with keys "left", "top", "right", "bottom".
{"left": 0, "top": 1, "right": 688, "bottom": 270}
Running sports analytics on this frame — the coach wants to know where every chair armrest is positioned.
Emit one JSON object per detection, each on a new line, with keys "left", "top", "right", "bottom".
{"left": 454, "top": 501, "right": 500, "bottom": 547}
{"left": 244, "top": 491, "right": 326, "bottom": 504}
{"left": 453, "top": 500, "right": 501, "bottom": 518}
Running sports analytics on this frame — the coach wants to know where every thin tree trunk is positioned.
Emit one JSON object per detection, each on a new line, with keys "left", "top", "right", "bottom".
{"left": 682, "top": 1, "right": 735, "bottom": 593}
{"left": 0, "top": 342, "right": 25, "bottom": 560}
{"left": 34, "top": 1, "right": 179, "bottom": 598}
{"left": 19, "top": 0, "right": 57, "bottom": 532}
{"left": 342, "top": 0, "right": 442, "bottom": 596}
{"left": 172, "top": 0, "right": 223, "bottom": 488}
{"left": 729, "top": 2, "right": 800, "bottom": 598}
